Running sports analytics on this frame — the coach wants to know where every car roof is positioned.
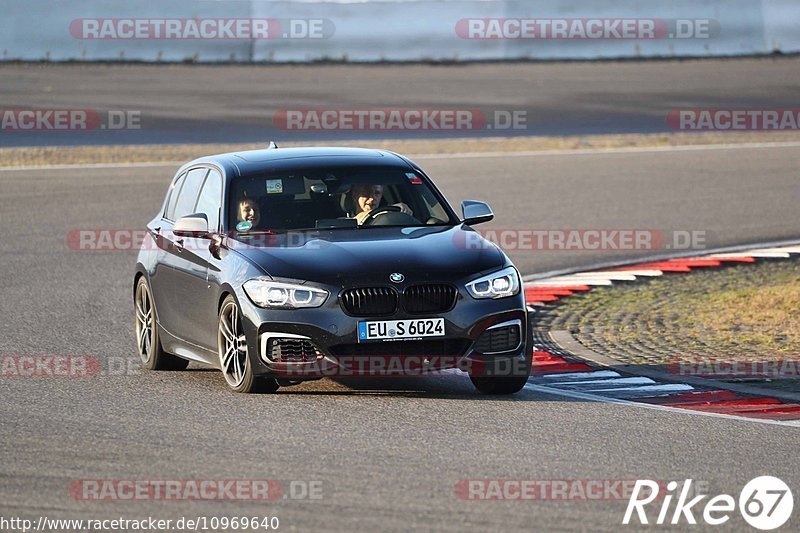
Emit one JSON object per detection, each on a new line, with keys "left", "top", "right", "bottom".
{"left": 181, "top": 147, "right": 418, "bottom": 178}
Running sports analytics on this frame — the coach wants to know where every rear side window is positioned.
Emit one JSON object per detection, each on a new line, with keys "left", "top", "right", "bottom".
{"left": 164, "top": 172, "right": 186, "bottom": 221}
{"left": 173, "top": 168, "right": 209, "bottom": 221}
{"left": 194, "top": 169, "right": 223, "bottom": 231}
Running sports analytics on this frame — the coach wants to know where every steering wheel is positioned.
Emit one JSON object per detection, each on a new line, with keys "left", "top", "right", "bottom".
{"left": 360, "top": 205, "right": 402, "bottom": 225}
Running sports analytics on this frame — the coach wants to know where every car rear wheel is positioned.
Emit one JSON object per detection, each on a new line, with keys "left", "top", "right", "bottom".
{"left": 135, "top": 277, "right": 189, "bottom": 371}
{"left": 217, "top": 295, "right": 279, "bottom": 394}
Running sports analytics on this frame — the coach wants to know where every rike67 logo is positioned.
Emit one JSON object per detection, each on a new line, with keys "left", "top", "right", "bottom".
{"left": 624, "top": 476, "right": 793, "bottom": 529}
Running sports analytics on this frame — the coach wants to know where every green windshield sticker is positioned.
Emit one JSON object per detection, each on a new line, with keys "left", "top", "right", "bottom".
{"left": 236, "top": 221, "right": 253, "bottom": 232}
{"left": 266, "top": 179, "right": 283, "bottom": 194}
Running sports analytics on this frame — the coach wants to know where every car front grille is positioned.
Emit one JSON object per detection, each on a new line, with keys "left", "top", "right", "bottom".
{"left": 267, "top": 338, "right": 323, "bottom": 363}
{"left": 475, "top": 323, "right": 522, "bottom": 354}
{"left": 403, "top": 284, "right": 457, "bottom": 314}
{"left": 340, "top": 284, "right": 457, "bottom": 316}
{"left": 328, "top": 339, "right": 471, "bottom": 358}
{"left": 340, "top": 287, "right": 398, "bottom": 316}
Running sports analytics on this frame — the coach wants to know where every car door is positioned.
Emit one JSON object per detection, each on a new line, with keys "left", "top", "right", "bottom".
{"left": 186, "top": 167, "right": 224, "bottom": 351}
{"left": 149, "top": 169, "right": 185, "bottom": 335}
{"left": 150, "top": 166, "right": 209, "bottom": 345}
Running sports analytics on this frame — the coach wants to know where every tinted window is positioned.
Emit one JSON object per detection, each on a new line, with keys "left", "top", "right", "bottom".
{"left": 164, "top": 172, "right": 186, "bottom": 221}
{"left": 227, "top": 166, "right": 457, "bottom": 232}
{"left": 173, "top": 168, "right": 209, "bottom": 221}
{"left": 195, "top": 169, "right": 222, "bottom": 231}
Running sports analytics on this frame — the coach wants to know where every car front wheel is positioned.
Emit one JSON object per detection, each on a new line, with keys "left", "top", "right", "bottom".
{"left": 469, "top": 353, "right": 532, "bottom": 395}
{"left": 217, "top": 295, "right": 279, "bottom": 394}
{"left": 470, "top": 374, "right": 530, "bottom": 395}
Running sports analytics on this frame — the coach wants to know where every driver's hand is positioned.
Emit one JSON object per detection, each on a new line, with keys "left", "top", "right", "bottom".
{"left": 354, "top": 210, "right": 371, "bottom": 225}
{"left": 393, "top": 202, "right": 413, "bottom": 216}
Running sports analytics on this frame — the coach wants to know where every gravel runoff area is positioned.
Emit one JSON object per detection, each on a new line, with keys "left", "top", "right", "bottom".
{"left": 533, "top": 257, "right": 800, "bottom": 393}
{"left": 1, "top": 131, "right": 800, "bottom": 167}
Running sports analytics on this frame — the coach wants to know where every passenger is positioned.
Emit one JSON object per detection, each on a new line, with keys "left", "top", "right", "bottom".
{"left": 238, "top": 198, "right": 261, "bottom": 228}
{"left": 350, "top": 184, "right": 413, "bottom": 225}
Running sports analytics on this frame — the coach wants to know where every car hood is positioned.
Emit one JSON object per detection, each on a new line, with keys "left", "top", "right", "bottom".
{"left": 230, "top": 225, "right": 506, "bottom": 285}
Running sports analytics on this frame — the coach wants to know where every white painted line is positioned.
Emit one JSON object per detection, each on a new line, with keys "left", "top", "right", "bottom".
{"left": 706, "top": 253, "right": 759, "bottom": 259}
{"left": 548, "top": 377, "right": 656, "bottom": 387}
{"left": 699, "top": 250, "right": 799, "bottom": 259}
{"left": 748, "top": 247, "right": 800, "bottom": 254}
{"left": 547, "top": 278, "right": 623, "bottom": 285}
{"left": 412, "top": 140, "right": 800, "bottom": 160}
{"left": 607, "top": 270, "right": 663, "bottom": 277}
{"left": 541, "top": 370, "right": 621, "bottom": 380}
{"left": 5, "top": 139, "right": 800, "bottom": 172}
{"left": 714, "top": 252, "right": 789, "bottom": 259}
{"left": 527, "top": 280, "right": 577, "bottom": 286}
{"left": 531, "top": 278, "right": 614, "bottom": 286}
{"left": 561, "top": 272, "right": 640, "bottom": 281}
{"left": 0, "top": 161, "right": 183, "bottom": 172}
{"left": 749, "top": 253, "right": 792, "bottom": 259}
{"left": 523, "top": 382, "right": 800, "bottom": 428}
{"left": 746, "top": 250, "right": 792, "bottom": 258}
{"left": 774, "top": 246, "right": 800, "bottom": 254}
{"left": 587, "top": 383, "right": 694, "bottom": 393}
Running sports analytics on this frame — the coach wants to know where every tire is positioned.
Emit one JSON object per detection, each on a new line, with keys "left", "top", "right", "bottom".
{"left": 134, "top": 276, "right": 190, "bottom": 371}
{"left": 469, "top": 352, "right": 532, "bottom": 395}
{"left": 470, "top": 374, "right": 530, "bottom": 395}
{"left": 217, "top": 295, "right": 280, "bottom": 394}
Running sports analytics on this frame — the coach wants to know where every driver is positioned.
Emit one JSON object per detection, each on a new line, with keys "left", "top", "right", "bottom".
{"left": 350, "top": 184, "right": 413, "bottom": 225}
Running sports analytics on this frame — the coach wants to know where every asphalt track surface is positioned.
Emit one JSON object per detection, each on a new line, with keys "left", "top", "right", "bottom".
{"left": 1, "top": 143, "right": 799, "bottom": 531}
{"left": 2, "top": 57, "right": 800, "bottom": 146}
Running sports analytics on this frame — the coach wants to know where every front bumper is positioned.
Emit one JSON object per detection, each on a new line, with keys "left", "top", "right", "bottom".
{"left": 236, "top": 282, "right": 528, "bottom": 379}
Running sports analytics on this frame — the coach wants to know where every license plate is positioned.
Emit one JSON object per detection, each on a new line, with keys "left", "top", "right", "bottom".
{"left": 358, "top": 318, "right": 445, "bottom": 342}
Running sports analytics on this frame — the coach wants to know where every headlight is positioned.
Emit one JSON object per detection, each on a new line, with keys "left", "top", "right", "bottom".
{"left": 243, "top": 279, "right": 328, "bottom": 309}
{"left": 466, "top": 266, "right": 520, "bottom": 299}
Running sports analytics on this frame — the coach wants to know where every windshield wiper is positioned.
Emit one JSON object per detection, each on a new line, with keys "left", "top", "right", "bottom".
{"left": 357, "top": 224, "right": 450, "bottom": 229}
{"left": 236, "top": 229, "right": 282, "bottom": 235}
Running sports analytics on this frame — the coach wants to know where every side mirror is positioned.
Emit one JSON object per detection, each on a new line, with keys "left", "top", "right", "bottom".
{"left": 173, "top": 213, "right": 210, "bottom": 238}
{"left": 461, "top": 200, "right": 494, "bottom": 226}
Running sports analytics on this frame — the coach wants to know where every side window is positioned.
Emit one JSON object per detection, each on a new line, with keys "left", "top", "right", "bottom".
{"left": 173, "top": 168, "right": 209, "bottom": 221}
{"left": 164, "top": 172, "right": 186, "bottom": 221}
{"left": 418, "top": 185, "right": 447, "bottom": 221}
{"left": 194, "top": 169, "right": 222, "bottom": 231}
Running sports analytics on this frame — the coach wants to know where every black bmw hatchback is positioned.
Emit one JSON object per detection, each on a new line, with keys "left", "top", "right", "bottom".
{"left": 134, "top": 147, "right": 531, "bottom": 394}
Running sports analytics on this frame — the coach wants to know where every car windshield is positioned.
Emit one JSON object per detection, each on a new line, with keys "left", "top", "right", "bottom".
{"left": 227, "top": 165, "right": 457, "bottom": 233}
